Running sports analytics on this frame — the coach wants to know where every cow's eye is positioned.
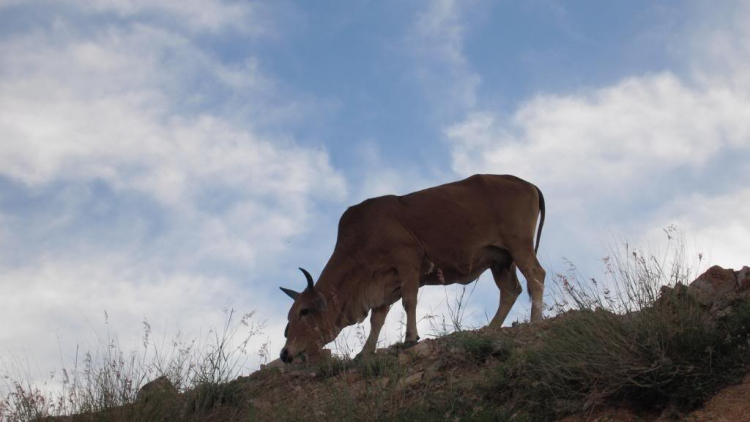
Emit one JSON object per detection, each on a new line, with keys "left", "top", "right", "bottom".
{"left": 300, "top": 308, "right": 310, "bottom": 317}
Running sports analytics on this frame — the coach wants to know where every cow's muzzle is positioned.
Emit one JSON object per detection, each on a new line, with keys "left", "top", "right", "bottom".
{"left": 280, "top": 347, "right": 293, "bottom": 363}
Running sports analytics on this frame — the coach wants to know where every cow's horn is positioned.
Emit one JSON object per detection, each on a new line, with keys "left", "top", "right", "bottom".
{"left": 299, "top": 267, "right": 315, "bottom": 291}
{"left": 279, "top": 287, "right": 299, "bottom": 300}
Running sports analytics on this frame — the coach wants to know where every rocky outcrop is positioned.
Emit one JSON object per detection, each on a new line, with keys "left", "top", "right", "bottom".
{"left": 659, "top": 265, "right": 750, "bottom": 317}
{"left": 688, "top": 266, "right": 739, "bottom": 305}
{"left": 136, "top": 376, "right": 178, "bottom": 404}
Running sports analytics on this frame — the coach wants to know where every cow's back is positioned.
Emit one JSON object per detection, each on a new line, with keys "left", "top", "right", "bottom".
{"left": 396, "top": 174, "right": 540, "bottom": 266}
{"left": 331, "top": 174, "right": 539, "bottom": 273}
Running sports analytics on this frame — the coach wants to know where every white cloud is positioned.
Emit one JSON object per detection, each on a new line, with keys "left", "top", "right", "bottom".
{"left": 80, "top": 0, "right": 254, "bottom": 32}
{"left": 448, "top": 72, "right": 750, "bottom": 195}
{"left": 0, "top": 257, "right": 281, "bottom": 386}
{"left": 680, "top": 1, "right": 750, "bottom": 93}
{"left": 0, "top": 260, "right": 231, "bottom": 342}
{"left": 444, "top": 1, "right": 750, "bottom": 272}
{"left": 413, "top": 0, "right": 467, "bottom": 67}
{"left": 408, "top": 0, "right": 481, "bottom": 114}
{"left": 0, "top": 22, "right": 345, "bottom": 269}
{"left": 0, "top": 0, "right": 259, "bottom": 33}
{"left": 0, "top": 2, "right": 345, "bottom": 384}
{"left": 350, "top": 141, "right": 440, "bottom": 202}
{"left": 648, "top": 188, "right": 750, "bottom": 270}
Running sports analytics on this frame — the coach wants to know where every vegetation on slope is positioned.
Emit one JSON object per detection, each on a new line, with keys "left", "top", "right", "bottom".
{"left": 3, "top": 238, "right": 750, "bottom": 422}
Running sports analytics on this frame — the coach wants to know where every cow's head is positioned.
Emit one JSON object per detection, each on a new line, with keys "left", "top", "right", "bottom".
{"left": 279, "top": 268, "right": 336, "bottom": 363}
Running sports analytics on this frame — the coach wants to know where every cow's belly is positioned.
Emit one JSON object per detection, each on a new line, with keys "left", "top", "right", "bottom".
{"left": 357, "top": 245, "right": 511, "bottom": 317}
{"left": 419, "top": 245, "right": 510, "bottom": 287}
{"left": 420, "top": 263, "right": 490, "bottom": 286}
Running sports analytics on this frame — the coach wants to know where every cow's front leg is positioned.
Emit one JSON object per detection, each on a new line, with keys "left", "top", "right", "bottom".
{"left": 357, "top": 305, "right": 390, "bottom": 358}
{"left": 399, "top": 266, "right": 421, "bottom": 346}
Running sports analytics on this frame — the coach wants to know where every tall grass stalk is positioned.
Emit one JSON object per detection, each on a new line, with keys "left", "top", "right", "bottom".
{"left": 549, "top": 227, "right": 705, "bottom": 315}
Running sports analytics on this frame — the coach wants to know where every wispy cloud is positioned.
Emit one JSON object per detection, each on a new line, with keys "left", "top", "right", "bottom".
{"left": 448, "top": 72, "right": 750, "bottom": 194}
{"left": 0, "top": 13, "right": 345, "bottom": 263}
{"left": 649, "top": 187, "right": 750, "bottom": 270}
{"left": 0, "top": 1, "right": 345, "bottom": 374}
{"left": 0, "top": 0, "right": 261, "bottom": 33}
{"left": 443, "top": 1, "right": 750, "bottom": 270}
{"left": 407, "top": 0, "right": 481, "bottom": 115}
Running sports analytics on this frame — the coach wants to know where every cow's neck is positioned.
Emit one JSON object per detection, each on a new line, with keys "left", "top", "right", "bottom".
{"left": 316, "top": 251, "right": 368, "bottom": 332}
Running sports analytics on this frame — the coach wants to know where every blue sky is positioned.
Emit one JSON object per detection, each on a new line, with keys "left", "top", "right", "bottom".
{"left": 1, "top": 0, "right": 749, "bottom": 376}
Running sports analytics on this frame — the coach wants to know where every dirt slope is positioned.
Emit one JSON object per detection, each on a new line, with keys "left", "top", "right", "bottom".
{"left": 47, "top": 265, "right": 750, "bottom": 422}
{"left": 242, "top": 324, "right": 750, "bottom": 422}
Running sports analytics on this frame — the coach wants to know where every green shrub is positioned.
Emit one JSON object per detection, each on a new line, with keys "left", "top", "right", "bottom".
{"left": 448, "top": 332, "right": 508, "bottom": 363}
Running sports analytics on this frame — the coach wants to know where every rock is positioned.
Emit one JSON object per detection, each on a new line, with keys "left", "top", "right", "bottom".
{"left": 398, "top": 341, "right": 434, "bottom": 365}
{"left": 287, "top": 370, "right": 317, "bottom": 378}
{"left": 398, "top": 353, "right": 412, "bottom": 366}
{"left": 250, "top": 398, "right": 272, "bottom": 412}
{"left": 377, "top": 377, "right": 390, "bottom": 389}
{"left": 398, "top": 352, "right": 411, "bottom": 366}
{"left": 737, "top": 266, "right": 750, "bottom": 291}
{"left": 396, "top": 371, "right": 424, "bottom": 391}
{"left": 410, "top": 341, "right": 434, "bottom": 356}
{"left": 424, "top": 360, "right": 442, "bottom": 381}
{"left": 656, "top": 282, "right": 688, "bottom": 307}
{"left": 261, "top": 358, "right": 285, "bottom": 370}
{"left": 688, "top": 265, "right": 738, "bottom": 307}
{"left": 136, "top": 376, "right": 177, "bottom": 403}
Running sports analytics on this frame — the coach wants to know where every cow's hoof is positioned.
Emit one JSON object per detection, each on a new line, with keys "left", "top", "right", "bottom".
{"left": 403, "top": 340, "right": 419, "bottom": 349}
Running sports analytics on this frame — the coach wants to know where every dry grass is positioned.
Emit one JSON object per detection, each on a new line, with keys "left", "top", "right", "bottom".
{"left": 3, "top": 230, "right": 749, "bottom": 422}
{"left": 486, "top": 231, "right": 750, "bottom": 419}
{"left": 0, "top": 309, "right": 264, "bottom": 422}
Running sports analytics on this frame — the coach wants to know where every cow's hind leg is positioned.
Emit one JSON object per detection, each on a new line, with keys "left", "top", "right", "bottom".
{"left": 508, "top": 244, "right": 546, "bottom": 323}
{"left": 357, "top": 305, "right": 390, "bottom": 358}
{"left": 489, "top": 263, "right": 522, "bottom": 328}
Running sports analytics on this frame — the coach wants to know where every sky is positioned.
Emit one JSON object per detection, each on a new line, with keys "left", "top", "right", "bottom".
{"left": 1, "top": 0, "right": 749, "bottom": 382}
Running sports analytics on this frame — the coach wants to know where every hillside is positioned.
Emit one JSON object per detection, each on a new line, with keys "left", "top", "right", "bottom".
{"left": 28, "top": 263, "right": 750, "bottom": 422}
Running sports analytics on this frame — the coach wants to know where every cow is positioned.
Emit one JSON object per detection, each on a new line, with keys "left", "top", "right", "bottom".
{"left": 279, "top": 174, "right": 545, "bottom": 363}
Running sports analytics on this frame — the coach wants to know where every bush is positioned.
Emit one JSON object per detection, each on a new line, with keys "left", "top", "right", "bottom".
{"left": 487, "top": 235, "right": 750, "bottom": 418}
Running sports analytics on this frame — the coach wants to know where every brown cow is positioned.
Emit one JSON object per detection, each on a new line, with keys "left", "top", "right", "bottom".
{"left": 279, "top": 174, "right": 545, "bottom": 363}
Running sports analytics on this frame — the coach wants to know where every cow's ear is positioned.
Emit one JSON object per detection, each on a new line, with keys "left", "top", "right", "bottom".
{"left": 280, "top": 287, "right": 299, "bottom": 300}
{"left": 312, "top": 294, "right": 327, "bottom": 312}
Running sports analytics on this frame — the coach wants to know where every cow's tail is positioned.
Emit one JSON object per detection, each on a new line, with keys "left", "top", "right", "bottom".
{"left": 534, "top": 185, "right": 545, "bottom": 255}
